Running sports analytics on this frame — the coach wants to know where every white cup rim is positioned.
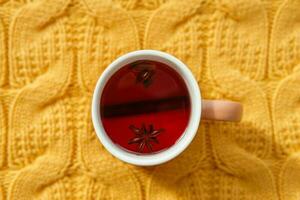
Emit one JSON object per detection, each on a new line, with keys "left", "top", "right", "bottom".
{"left": 91, "top": 50, "right": 201, "bottom": 166}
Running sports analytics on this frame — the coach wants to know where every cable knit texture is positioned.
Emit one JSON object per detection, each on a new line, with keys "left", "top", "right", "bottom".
{"left": 0, "top": 0, "right": 300, "bottom": 199}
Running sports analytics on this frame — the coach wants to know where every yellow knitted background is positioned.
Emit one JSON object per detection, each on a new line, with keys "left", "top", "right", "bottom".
{"left": 0, "top": 0, "right": 300, "bottom": 199}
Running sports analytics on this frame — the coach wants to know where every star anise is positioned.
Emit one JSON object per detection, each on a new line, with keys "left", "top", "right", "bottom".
{"left": 130, "top": 60, "right": 156, "bottom": 87}
{"left": 128, "top": 124, "right": 164, "bottom": 152}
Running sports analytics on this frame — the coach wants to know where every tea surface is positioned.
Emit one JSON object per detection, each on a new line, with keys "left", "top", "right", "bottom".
{"left": 100, "top": 60, "right": 191, "bottom": 154}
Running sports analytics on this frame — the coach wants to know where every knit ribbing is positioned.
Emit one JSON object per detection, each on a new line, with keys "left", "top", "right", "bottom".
{"left": 1, "top": 0, "right": 300, "bottom": 199}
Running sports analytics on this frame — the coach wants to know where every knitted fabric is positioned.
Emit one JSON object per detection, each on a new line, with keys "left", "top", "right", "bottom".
{"left": 0, "top": 0, "right": 300, "bottom": 199}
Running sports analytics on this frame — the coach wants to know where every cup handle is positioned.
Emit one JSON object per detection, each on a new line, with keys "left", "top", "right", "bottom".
{"left": 201, "top": 100, "right": 243, "bottom": 122}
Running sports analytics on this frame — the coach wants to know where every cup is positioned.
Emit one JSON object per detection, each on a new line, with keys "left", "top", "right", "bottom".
{"left": 92, "top": 50, "right": 242, "bottom": 166}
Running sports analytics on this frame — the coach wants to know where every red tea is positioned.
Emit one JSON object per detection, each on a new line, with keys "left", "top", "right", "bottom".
{"left": 100, "top": 60, "right": 191, "bottom": 154}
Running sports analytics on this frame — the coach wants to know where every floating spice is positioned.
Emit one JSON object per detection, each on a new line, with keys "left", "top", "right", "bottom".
{"left": 130, "top": 60, "right": 156, "bottom": 87}
{"left": 128, "top": 124, "right": 164, "bottom": 152}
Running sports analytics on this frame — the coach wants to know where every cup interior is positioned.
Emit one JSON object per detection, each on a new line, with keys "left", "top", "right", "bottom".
{"left": 92, "top": 50, "right": 201, "bottom": 166}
